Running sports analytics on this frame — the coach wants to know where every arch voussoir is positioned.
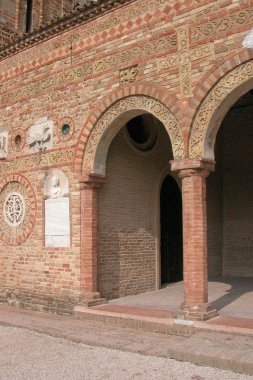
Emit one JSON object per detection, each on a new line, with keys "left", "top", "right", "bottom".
{"left": 189, "top": 58, "right": 253, "bottom": 159}
{"left": 74, "top": 83, "right": 185, "bottom": 175}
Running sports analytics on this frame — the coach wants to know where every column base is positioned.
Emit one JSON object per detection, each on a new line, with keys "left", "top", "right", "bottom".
{"left": 78, "top": 292, "right": 107, "bottom": 308}
{"left": 175, "top": 303, "right": 218, "bottom": 321}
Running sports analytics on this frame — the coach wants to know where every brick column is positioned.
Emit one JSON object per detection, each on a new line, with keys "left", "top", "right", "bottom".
{"left": 78, "top": 174, "right": 106, "bottom": 307}
{"left": 171, "top": 159, "right": 218, "bottom": 321}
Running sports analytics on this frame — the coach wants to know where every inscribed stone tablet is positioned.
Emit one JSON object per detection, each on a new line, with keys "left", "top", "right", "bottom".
{"left": 45, "top": 197, "right": 70, "bottom": 247}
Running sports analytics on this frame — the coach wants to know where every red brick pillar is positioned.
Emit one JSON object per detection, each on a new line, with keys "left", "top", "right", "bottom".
{"left": 78, "top": 174, "right": 106, "bottom": 307}
{"left": 171, "top": 159, "right": 217, "bottom": 321}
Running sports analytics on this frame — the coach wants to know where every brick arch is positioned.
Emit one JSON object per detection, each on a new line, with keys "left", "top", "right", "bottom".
{"left": 189, "top": 51, "right": 253, "bottom": 159}
{"left": 74, "top": 83, "right": 185, "bottom": 175}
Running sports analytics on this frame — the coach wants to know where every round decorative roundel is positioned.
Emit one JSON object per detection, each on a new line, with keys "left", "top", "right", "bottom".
{"left": 4, "top": 192, "right": 25, "bottom": 227}
{"left": 11, "top": 128, "right": 26, "bottom": 152}
{"left": 57, "top": 117, "right": 75, "bottom": 142}
{"left": 0, "top": 175, "right": 36, "bottom": 245}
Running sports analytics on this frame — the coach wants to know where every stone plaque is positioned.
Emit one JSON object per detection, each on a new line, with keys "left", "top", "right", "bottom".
{"left": 27, "top": 117, "right": 53, "bottom": 152}
{"left": 0, "top": 131, "right": 8, "bottom": 159}
{"left": 45, "top": 197, "right": 70, "bottom": 247}
{"left": 243, "top": 28, "right": 253, "bottom": 49}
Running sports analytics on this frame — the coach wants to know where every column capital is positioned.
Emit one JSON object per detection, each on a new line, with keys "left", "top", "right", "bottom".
{"left": 170, "top": 159, "right": 215, "bottom": 179}
{"left": 79, "top": 174, "right": 106, "bottom": 190}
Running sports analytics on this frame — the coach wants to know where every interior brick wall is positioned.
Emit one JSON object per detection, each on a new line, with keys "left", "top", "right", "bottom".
{"left": 98, "top": 125, "right": 173, "bottom": 299}
{"left": 207, "top": 100, "right": 253, "bottom": 278}
{"left": 221, "top": 106, "right": 253, "bottom": 277}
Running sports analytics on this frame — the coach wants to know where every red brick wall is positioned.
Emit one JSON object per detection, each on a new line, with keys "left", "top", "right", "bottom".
{"left": 0, "top": 0, "right": 16, "bottom": 29}
{"left": 0, "top": 0, "right": 252, "bottom": 311}
{"left": 98, "top": 125, "right": 173, "bottom": 299}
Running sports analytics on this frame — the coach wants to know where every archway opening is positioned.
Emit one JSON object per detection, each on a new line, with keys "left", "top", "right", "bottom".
{"left": 207, "top": 90, "right": 253, "bottom": 317}
{"left": 97, "top": 112, "right": 175, "bottom": 299}
{"left": 160, "top": 175, "right": 183, "bottom": 285}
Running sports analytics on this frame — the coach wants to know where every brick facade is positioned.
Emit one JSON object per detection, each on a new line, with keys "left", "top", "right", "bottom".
{"left": 0, "top": 0, "right": 252, "bottom": 319}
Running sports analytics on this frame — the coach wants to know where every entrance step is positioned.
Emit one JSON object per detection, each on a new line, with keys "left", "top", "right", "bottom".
{"left": 74, "top": 304, "right": 196, "bottom": 337}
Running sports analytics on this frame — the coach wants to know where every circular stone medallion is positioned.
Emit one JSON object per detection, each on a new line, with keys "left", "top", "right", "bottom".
{"left": 0, "top": 176, "right": 36, "bottom": 245}
{"left": 4, "top": 192, "right": 25, "bottom": 227}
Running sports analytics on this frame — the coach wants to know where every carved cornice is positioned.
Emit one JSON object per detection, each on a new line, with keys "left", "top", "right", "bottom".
{"left": 0, "top": 0, "right": 137, "bottom": 61}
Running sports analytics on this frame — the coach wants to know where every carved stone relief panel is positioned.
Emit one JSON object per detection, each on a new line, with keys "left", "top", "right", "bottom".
{"left": 44, "top": 170, "right": 70, "bottom": 248}
{"left": 0, "top": 177, "right": 36, "bottom": 245}
{"left": 44, "top": 170, "right": 69, "bottom": 199}
{"left": 27, "top": 117, "right": 54, "bottom": 152}
{"left": 0, "top": 131, "right": 8, "bottom": 159}
{"left": 177, "top": 25, "right": 192, "bottom": 98}
{"left": 243, "top": 28, "right": 253, "bottom": 49}
{"left": 119, "top": 65, "right": 138, "bottom": 84}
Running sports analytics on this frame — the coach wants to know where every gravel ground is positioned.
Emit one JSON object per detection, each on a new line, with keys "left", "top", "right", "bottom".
{"left": 0, "top": 326, "right": 252, "bottom": 380}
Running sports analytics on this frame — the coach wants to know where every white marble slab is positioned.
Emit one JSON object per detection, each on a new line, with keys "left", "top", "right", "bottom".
{"left": 45, "top": 197, "right": 70, "bottom": 247}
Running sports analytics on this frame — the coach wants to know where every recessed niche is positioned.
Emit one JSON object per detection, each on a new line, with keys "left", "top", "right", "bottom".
{"left": 126, "top": 114, "right": 159, "bottom": 152}
{"left": 61, "top": 123, "right": 70, "bottom": 135}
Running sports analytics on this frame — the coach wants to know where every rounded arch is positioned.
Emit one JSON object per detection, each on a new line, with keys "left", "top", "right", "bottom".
{"left": 189, "top": 56, "right": 253, "bottom": 159}
{"left": 74, "top": 83, "right": 185, "bottom": 175}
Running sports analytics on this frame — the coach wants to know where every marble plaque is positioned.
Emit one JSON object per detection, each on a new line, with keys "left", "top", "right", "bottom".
{"left": 27, "top": 117, "right": 53, "bottom": 152}
{"left": 45, "top": 197, "right": 70, "bottom": 247}
{"left": 243, "top": 28, "right": 253, "bottom": 49}
{"left": 0, "top": 131, "right": 8, "bottom": 159}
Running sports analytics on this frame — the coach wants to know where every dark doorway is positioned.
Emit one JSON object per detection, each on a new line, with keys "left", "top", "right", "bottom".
{"left": 160, "top": 175, "right": 183, "bottom": 284}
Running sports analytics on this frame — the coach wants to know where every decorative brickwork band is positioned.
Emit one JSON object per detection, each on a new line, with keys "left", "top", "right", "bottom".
{"left": 171, "top": 159, "right": 217, "bottom": 321}
{"left": 79, "top": 174, "right": 106, "bottom": 307}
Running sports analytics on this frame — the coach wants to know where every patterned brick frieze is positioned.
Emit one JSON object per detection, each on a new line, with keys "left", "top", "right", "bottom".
{"left": 156, "top": 43, "right": 214, "bottom": 73}
{"left": 191, "top": 5, "right": 253, "bottom": 44}
{"left": 0, "top": 0, "right": 213, "bottom": 81}
{"left": 0, "top": 149, "right": 74, "bottom": 174}
{"left": 0, "top": 32, "right": 177, "bottom": 107}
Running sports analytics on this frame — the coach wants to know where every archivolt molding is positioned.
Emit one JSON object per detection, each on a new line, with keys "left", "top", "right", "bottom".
{"left": 189, "top": 60, "right": 253, "bottom": 159}
{"left": 83, "top": 95, "right": 184, "bottom": 175}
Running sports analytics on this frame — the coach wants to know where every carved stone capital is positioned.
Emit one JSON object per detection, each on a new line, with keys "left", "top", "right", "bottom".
{"left": 79, "top": 174, "right": 106, "bottom": 190}
{"left": 170, "top": 159, "right": 215, "bottom": 179}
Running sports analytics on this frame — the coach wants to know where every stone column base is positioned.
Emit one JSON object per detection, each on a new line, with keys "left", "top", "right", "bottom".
{"left": 78, "top": 292, "right": 107, "bottom": 308}
{"left": 175, "top": 303, "right": 218, "bottom": 321}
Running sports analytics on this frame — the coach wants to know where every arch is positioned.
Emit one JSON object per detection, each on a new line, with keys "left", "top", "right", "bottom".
{"left": 189, "top": 57, "right": 253, "bottom": 159}
{"left": 74, "top": 83, "right": 185, "bottom": 175}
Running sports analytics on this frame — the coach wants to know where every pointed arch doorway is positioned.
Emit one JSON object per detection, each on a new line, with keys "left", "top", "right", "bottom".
{"left": 160, "top": 175, "right": 183, "bottom": 285}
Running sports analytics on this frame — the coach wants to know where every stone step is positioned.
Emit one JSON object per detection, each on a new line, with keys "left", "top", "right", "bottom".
{"left": 74, "top": 305, "right": 196, "bottom": 337}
